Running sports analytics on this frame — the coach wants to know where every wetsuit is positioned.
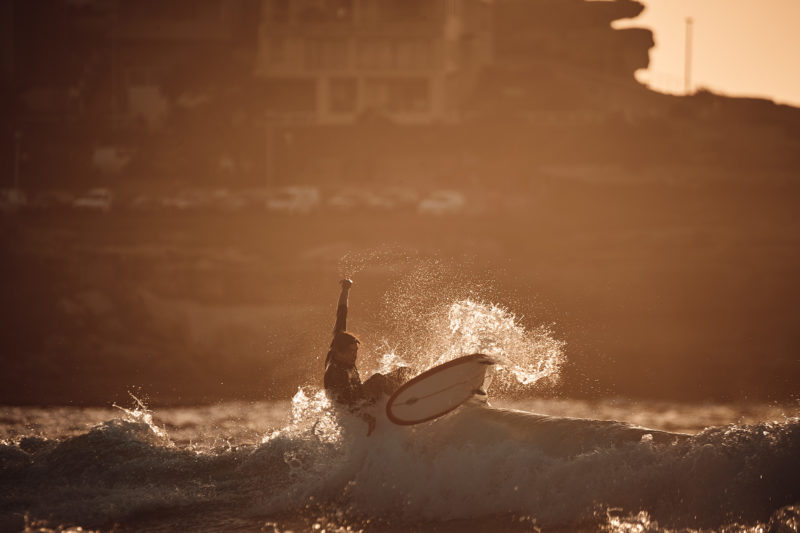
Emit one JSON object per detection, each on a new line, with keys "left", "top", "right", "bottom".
{"left": 323, "top": 283, "right": 411, "bottom": 417}
{"left": 323, "top": 293, "right": 366, "bottom": 406}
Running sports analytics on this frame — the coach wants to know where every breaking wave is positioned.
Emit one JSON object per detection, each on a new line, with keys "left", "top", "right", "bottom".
{"left": 3, "top": 389, "right": 799, "bottom": 532}
{"left": 2, "top": 292, "right": 797, "bottom": 532}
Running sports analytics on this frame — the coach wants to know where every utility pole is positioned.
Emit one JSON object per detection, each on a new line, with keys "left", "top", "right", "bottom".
{"left": 265, "top": 120, "right": 274, "bottom": 188}
{"left": 109, "top": 0, "right": 119, "bottom": 119}
{"left": 684, "top": 17, "right": 693, "bottom": 95}
{"left": 13, "top": 130, "right": 21, "bottom": 191}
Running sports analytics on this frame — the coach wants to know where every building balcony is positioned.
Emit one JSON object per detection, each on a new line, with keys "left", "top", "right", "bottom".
{"left": 261, "top": 20, "right": 444, "bottom": 39}
{"left": 117, "top": 20, "right": 235, "bottom": 43}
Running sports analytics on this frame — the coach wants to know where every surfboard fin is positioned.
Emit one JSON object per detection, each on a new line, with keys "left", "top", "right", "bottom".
{"left": 472, "top": 387, "right": 489, "bottom": 404}
{"left": 473, "top": 354, "right": 498, "bottom": 365}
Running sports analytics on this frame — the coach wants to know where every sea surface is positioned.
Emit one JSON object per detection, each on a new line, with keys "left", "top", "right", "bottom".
{"left": 1, "top": 397, "right": 799, "bottom": 533}
{"left": 2, "top": 301, "right": 799, "bottom": 532}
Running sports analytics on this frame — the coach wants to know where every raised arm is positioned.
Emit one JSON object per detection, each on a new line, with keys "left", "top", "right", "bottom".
{"left": 332, "top": 278, "right": 352, "bottom": 335}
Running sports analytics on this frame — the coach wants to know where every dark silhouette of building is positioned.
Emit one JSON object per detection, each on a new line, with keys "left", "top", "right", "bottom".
{"left": 255, "top": 0, "right": 493, "bottom": 124}
{"left": 10, "top": 0, "right": 259, "bottom": 125}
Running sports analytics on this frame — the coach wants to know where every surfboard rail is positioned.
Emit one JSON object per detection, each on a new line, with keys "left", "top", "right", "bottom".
{"left": 386, "top": 353, "right": 496, "bottom": 426}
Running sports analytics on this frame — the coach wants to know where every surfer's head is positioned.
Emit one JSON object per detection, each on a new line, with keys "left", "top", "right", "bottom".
{"left": 332, "top": 331, "right": 360, "bottom": 365}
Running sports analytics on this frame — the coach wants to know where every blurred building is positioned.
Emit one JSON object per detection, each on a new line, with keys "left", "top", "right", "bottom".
{"left": 113, "top": 0, "right": 260, "bottom": 128}
{"left": 254, "top": 0, "right": 493, "bottom": 125}
{"left": 11, "top": 0, "right": 259, "bottom": 127}
{"left": 7, "top": 0, "right": 262, "bottom": 185}
{"left": 7, "top": 0, "right": 790, "bottom": 193}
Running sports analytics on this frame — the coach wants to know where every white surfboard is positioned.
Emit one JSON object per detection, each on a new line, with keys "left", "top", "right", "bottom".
{"left": 386, "top": 353, "right": 496, "bottom": 425}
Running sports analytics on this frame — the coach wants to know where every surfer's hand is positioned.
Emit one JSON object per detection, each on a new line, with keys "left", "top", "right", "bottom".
{"left": 340, "top": 279, "right": 353, "bottom": 290}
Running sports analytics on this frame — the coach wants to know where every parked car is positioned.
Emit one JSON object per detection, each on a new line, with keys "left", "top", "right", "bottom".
{"left": 31, "top": 190, "right": 73, "bottom": 210}
{"left": 129, "top": 194, "right": 160, "bottom": 211}
{"left": 238, "top": 188, "right": 270, "bottom": 211}
{"left": 160, "top": 189, "right": 212, "bottom": 211}
{"left": 266, "top": 186, "right": 320, "bottom": 214}
{"left": 362, "top": 190, "right": 397, "bottom": 211}
{"left": 381, "top": 187, "right": 419, "bottom": 212}
{"left": 327, "top": 188, "right": 418, "bottom": 213}
{"left": 73, "top": 188, "right": 113, "bottom": 212}
{"left": 417, "top": 190, "right": 466, "bottom": 215}
{"left": 327, "top": 188, "right": 364, "bottom": 212}
{"left": 207, "top": 188, "right": 246, "bottom": 211}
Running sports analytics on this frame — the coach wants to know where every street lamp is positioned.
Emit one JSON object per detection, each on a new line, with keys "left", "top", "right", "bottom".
{"left": 13, "top": 130, "right": 21, "bottom": 191}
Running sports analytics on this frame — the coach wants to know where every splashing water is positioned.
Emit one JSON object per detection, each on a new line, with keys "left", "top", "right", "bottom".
{"left": 338, "top": 245, "right": 418, "bottom": 277}
{"left": 250, "top": 388, "right": 372, "bottom": 509}
{"left": 3, "top": 400, "right": 800, "bottom": 532}
{"left": 368, "top": 298, "right": 565, "bottom": 395}
{"left": 599, "top": 507, "right": 800, "bottom": 533}
{"left": 262, "top": 388, "right": 343, "bottom": 447}
{"left": 112, "top": 392, "right": 170, "bottom": 443}
{"left": 442, "top": 299, "right": 565, "bottom": 390}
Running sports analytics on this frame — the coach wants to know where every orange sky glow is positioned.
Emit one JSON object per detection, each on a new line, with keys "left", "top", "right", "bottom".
{"left": 616, "top": 0, "right": 800, "bottom": 107}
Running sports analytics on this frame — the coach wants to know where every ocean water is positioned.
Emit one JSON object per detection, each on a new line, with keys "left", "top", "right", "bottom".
{"left": 2, "top": 397, "right": 798, "bottom": 533}
{"left": 2, "top": 300, "right": 799, "bottom": 532}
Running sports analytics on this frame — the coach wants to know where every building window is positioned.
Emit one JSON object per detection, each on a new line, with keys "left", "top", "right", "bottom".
{"left": 395, "top": 39, "right": 432, "bottom": 69}
{"left": 329, "top": 78, "right": 357, "bottom": 113}
{"left": 306, "top": 39, "right": 349, "bottom": 69}
{"left": 266, "top": 37, "right": 286, "bottom": 65}
{"left": 122, "top": 0, "right": 212, "bottom": 21}
{"left": 446, "top": 0, "right": 461, "bottom": 18}
{"left": 365, "top": 78, "right": 429, "bottom": 113}
{"left": 357, "top": 39, "right": 432, "bottom": 70}
{"left": 361, "top": 0, "right": 432, "bottom": 23}
{"left": 358, "top": 40, "right": 393, "bottom": 69}
{"left": 265, "top": 79, "right": 317, "bottom": 112}
{"left": 270, "top": 0, "right": 290, "bottom": 22}
{"left": 297, "top": 0, "right": 354, "bottom": 22}
{"left": 391, "top": 0, "right": 432, "bottom": 21}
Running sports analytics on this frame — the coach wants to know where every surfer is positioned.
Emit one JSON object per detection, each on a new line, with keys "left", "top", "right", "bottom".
{"left": 324, "top": 279, "right": 411, "bottom": 434}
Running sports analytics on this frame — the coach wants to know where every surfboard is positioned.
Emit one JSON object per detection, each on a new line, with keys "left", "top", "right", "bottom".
{"left": 386, "top": 353, "right": 496, "bottom": 425}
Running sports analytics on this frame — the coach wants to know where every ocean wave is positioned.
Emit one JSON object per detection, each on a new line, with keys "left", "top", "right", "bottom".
{"left": 3, "top": 394, "right": 797, "bottom": 532}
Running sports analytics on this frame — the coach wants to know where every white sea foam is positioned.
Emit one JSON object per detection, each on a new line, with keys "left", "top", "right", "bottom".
{"left": 2, "top": 400, "right": 799, "bottom": 532}
{"left": 248, "top": 393, "right": 800, "bottom": 530}
{"left": 240, "top": 374, "right": 800, "bottom": 530}
{"left": 368, "top": 298, "right": 565, "bottom": 395}
{"left": 2, "top": 261, "right": 797, "bottom": 532}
